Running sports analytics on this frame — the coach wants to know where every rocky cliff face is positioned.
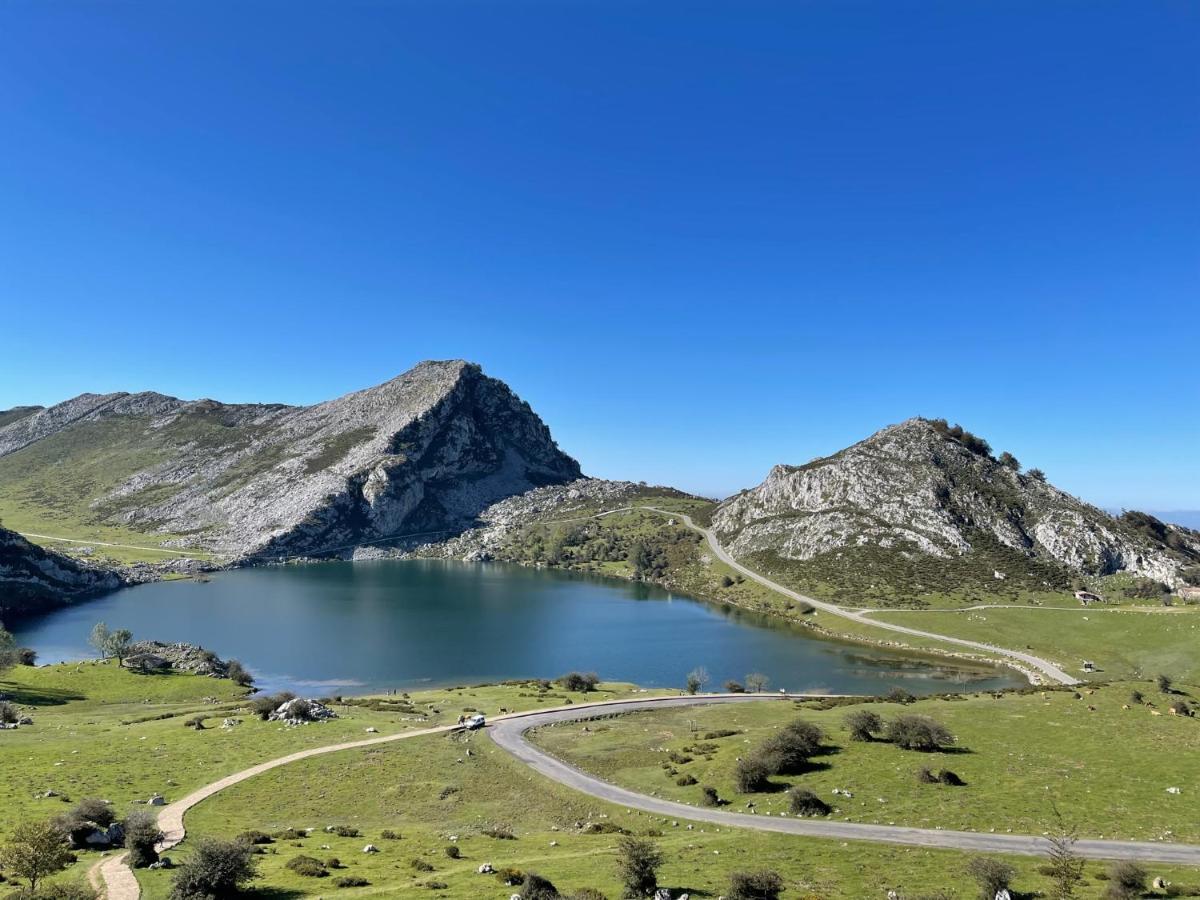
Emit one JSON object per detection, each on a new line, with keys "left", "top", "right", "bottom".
{"left": 0, "top": 527, "right": 123, "bottom": 616}
{"left": 713, "top": 418, "right": 1199, "bottom": 589}
{"left": 0, "top": 361, "right": 581, "bottom": 560}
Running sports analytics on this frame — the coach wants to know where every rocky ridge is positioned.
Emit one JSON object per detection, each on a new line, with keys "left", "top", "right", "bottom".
{"left": 0, "top": 360, "right": 581, "bottom": 562}
{"left": 0, "top": 526, "right": 125, "bottom": 616}
{"left": 713, "top": 417, "right": 1200, "bottom": 588}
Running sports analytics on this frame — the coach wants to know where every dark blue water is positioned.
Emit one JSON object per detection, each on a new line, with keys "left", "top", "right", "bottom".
{"left": 11, "top": 559, "right": 1021, "bottom": 694}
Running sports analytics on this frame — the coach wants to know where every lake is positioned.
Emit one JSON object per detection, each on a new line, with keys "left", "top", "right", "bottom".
{"left": 11, "top": 560, "right": 1022, "bottom": 695}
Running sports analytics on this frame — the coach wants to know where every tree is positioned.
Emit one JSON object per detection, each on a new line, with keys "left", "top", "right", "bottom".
{"left": 1027, "top": 468, "right": 1047, "bottom": 482}
{"left": 124, "top": 810, "right": 165, "bottom": 869}
{"left": 887, "top": 715, "right": 955, "bottom": 752}
{"left": 1044, "top": 809, "right": 1085, "bottom": 900}
{"left": 744, "top": 673, "right": 769, "bottom": 693}
{"left": 0, "top": 820, "right": 74, "bottom": 891}
{"left": 88, "top": 623, "right": 133, "bottom": 664}
{"left": 997, "top": 451, "right": 1020, "bottom": 471}
{"left": 89, "top": 622, "right": 111, "bottom": 658}
{"left": 614, "top": 836, "right": 662, "bottom": 897}
{"left": 1156, "top": 673, "right": 1174, "bottom": 694}
{"left": 559, "top": 672, "right": 600, "bottom": 693}
{"left": 1103, "top": 861, "right": 1147, "bottom": 900}
{"left": 685, "top": 667, "right": 709, "bottom": 695}
{"left": 225, "top": 659, "right": 253, "bottom": 687}
{"left": 844, "top": 709, "right": 883, "bottom": 742}
{"left": 17, "top": 647, "right": 37, "bottom": 666}
{"left": 965, "top": 857, "right": 1015, "bottom": 900}
{"left": 169, "top": 837, "right": 258, "bottom": 899}
{"left": 728, "top": 870, "right": 784, "bottom": 900}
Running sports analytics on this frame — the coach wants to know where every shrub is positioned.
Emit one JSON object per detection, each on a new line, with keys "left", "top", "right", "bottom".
{"left": 481, "top": 825, "right": 515, "bottom": 840}
{"left": 335, "top": 875, "right": 369, "bottom": 887}
{"left": 0, "top": 702, "right": 17, "bottom": 724}
{"left": 1104, "top": 861, "right": 1147, "bottom": 899}
{"left": 5, "top": 885, "right": 97, "bottom": 900}
{"left": 568, "top": 890, "right": 607, "bottom": 900}
{"left": 788, "top": 788, "right": 831, "bottom": 817}
{"left": 965, "top": 857, "right": 1014, "bottom": 900}
{"left": 938, "top": 769, "right": 965, "bottom": 786}
{"left": 410, "top": 858, "right": 434, "bottom": 872}
{"left": 380, "top": 829, "right": 401, "bottom": 840}
{"left": 728, "top": 869, "right": 785, "bottom": 900}
{"left": 700, "top": 786, "right": 721, "bottom": 807}
{"left": 1129, "top": 690, "right": 1144, "bottom": 705}
{"left": 757, "top": 719, "right": 823, "bottom": 774}
{"left": 332, "top": 825, "right": 360, "bottom": 837}
{"left": 236, "top": 831, "right": 273, "bottom": 845}
{"left": 443, "top": 845, "right": 460, "bottom": 859}
{"left": 250, "top": 691, "right": 295, "bottom": 721}
{"left": 519, "top": 872, "right": 561, "bottom": 900}
{"left": 685, "top": 667, "right": 709, "bottom": 694}
{"left": 286, "top": 855, "right": 328, "bottom": 878}
{"left": 325, "top": 858, "right": 343, "bottom": 869}
{"left": 887, "top": 715, "right": 955, "bottom": 752}
{"left": 559, "top": 672, "right": 600, "bottom": 693}
{"left": 16, "top": 648, "right": 37, "bottom": 666}
{"left": 675, "top": 775, "right": 697, "bottom": 786}
{"left": 614, "top": 836, "right": 662, "bottom": 897}
{"left": 917, "top": 766, "right": 939, "bottom": 784}
{"left": 734, "top": 755, "right": 773, "bottom": 793}
{"left": 495, "top": 867, "right": 525, "bottom": 885}
{"left": 844, "top": 709, "right": 883, "bottom": 742}
{"left": 168, "top": 837, "right": 258, "bottom": 899}
{"left": 425, "top": 882, "right": 448, "bottom": 890}
{"left": 124, "top": 811, "right": 164, "bottom": 869}
{"left": 1157, "top": 673, "right": 1174, "bottom": 694}
{"left": 725, "top": 680, "right": 745, "bottom": 693}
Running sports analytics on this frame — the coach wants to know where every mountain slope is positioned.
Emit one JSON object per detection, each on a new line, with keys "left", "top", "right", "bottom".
{"left": 712, "top": 418, "right": 1199, "bottom": 606}
{"left": 0, "top": 525, "right": 123, "bottom": 616}
{"left": 0, "top": 361, "right": 581, "bottom": 559}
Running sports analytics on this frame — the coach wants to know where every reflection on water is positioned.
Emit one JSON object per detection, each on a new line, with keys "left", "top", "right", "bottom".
{"left": 12, "top": 559, "right": 1022, "bottom": 695}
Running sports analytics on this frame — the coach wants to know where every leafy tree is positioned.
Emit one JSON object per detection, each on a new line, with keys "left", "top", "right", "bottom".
{"left": 997, "top": 451, "right": 1021, "bottom": 471}
{"left": 0, "top": 820, "right": 74, "bottom": 891}
{"left": 744, "top": 673, "right": 769, "bottom": 693}
{"left": 559, "top": 672, "right": 600, "bottom": 693}
{"left": 734, "top": 755, "right": 773, "bottom": 793}
{"left": 685, "top": 667, "right": 709, "bottom": 694}
{"left": 88, "top": 623, "right": 111, "bottom": 658}
{"left": 0, "top": 623, "right": 19, "bottom": 672}
{"left": 614, "top": 836, "right": 662, "bottom": 897}
{"left": 965, "top": 857, "right": 1015, "bottom": 900}
{"left": 0, "top": 700, "right": 17, "bottom": 724}
{"left": 124, "top": 810, "right": 165, "bottom": 869}
{"left": 728, "top": 870, "right": 785, "bottom": 900}
{"left": 88, "top": 623, "right": 133, "bottom": 664}
{"left": 886, "top": 715, "right": 955, "bottom": 752}
{"left": 225, "top": 659, "right": 253, "bottom": 687}
{"left": 17, "top": 647, "right": 37, "bottom": 666}
{"left": 168, "top": 837, "right": 258, "bottom": 899}
{"left": 844, "top": 709, "right": 882, "bottom": 741}
{"left": 1027, "top": 468, "right": 1047, "bottom": 482}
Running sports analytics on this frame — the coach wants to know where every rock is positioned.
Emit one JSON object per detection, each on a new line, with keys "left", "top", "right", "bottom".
{"left": 654, "top": 890, "right": 673, "bottom": 900}
{"left": 221, "top": 718, "right": 242, "bottom": 728}
{"left": 477, "top": 863, "right": 495, "bottom": 874}
{"left": 362, "top": 844, "right": 379, "bottom": 853}
{"left": 365, "top": 727, "right": 378, "bottom": 733}
{"left": 1166, "top": 786, "right": 1182, "bottom": 794}
{"left": 1153, "top": 877, "right": 1170, "bottom": 890}
{"left": 148, "top": 857, "right": 174, "bottom": 870}
{"left": 269, "top": 697, "right": 338, "bottom": 726}
{"left": 17, "top": 716, "right": 33, "bottom": 725}
{"left": 148, "top": 794, "right": 166, "bottom": 806}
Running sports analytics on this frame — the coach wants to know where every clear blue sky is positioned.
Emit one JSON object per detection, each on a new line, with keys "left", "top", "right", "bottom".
{"left": 1, "top": 2, "right": 1197, "bottom": 509}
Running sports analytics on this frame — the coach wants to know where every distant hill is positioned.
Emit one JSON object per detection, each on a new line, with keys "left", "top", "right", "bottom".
{"left": 712, "top": 418, "right": 1200, "bottom": 606}
{"left": 0, "top": 525, "right": 123, "bottom": 616}
{"left": 0, "top": 361, "right": 581, "bottom": 560}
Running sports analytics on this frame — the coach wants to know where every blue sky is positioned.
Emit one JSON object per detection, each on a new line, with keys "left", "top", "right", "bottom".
{"left": 1, "top": 2, "right": 1197, "bottom": 509}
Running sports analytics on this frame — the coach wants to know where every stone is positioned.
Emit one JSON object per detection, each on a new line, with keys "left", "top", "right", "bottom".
{"left": 477, "top": 863, "right": 494, "bottom": 874}
{"left": 148, "top": 793, "right": 166, "bottom": 806}
{"left": 362, "top": 844, "right": 379, "bottom": 853}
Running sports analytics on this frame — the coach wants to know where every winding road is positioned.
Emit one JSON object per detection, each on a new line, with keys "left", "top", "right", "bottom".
{"left": 635, "top": 507, "right": 1079, "bottom": 686}
{"left": 90, "top": 694, "right": 1200, "bottom": 898}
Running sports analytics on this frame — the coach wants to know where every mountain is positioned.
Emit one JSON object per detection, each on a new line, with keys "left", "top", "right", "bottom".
{"left": 0, "top": 526, "right": 123, "bottom": 616}
{"left": 0, "top": 361, "right": 581, "bottom": 560}
{"left": 712, "top": 417, "right": 1200, "bottom": 605}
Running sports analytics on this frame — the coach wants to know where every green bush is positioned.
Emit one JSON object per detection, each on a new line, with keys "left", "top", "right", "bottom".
{"left": 728, "top": 869, "right": 785, "bottom": 900}
{"left": 335, "top": 875, "right": 369, "bottom": 887}
{"left": 443, "top": 845, "right": 460, "bottom": 859}
{"left": 614, "top": 836, "right": 662, "bottom": 897}
{"left": 519, "top": 873, "right": 560, "bottom": 900}
{"left": 734, "top": 755, "right": 773, "bottom": 793}
{"left": 844, "top": 709, "right": 882, "bottom": 741}
{"left": 558, "top": 672, "right": 600, "bottom": 692}
{"left": 788, "top": 788, "right": 831, "bottom": 817}
{"left": 410, "top": 858, "right": 434, "bottom": 872}
{"left": 168, "top": 837, "right": 258, "bottom": 899}
{"left": 124, "top": 811, "right": 164, "bottom": 869}
{"left": 286, "top": 855, "right": 328, "bottom": 878}
{"left": 965, "top": 857, "right": 1014, "bottom": 900}
{"left": 887, "top": 715, "right": 955, "bottom": 751}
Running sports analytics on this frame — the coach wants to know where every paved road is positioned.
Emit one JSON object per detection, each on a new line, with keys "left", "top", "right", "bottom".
{"left": 491, "top": 695, "right": 1200, "bottom": 864}
{"left": 635, "top": 507, "right": 1079, "bottom": 686}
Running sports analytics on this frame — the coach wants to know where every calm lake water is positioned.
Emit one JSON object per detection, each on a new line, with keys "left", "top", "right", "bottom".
{"left": 12, "top": 560, "right": 1021, "bottom": 695}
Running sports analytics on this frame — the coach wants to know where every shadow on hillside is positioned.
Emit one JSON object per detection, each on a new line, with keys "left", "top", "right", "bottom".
{"left": 0, "top": 681, "right": 86, "bottom": 706}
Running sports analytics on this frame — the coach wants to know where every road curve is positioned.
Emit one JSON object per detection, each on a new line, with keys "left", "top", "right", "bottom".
{"left": 636, "top": 507, "right": 1079, "bottom": 686}
{"left": 490, "top": 695, "right": 1200, "bottom": 864}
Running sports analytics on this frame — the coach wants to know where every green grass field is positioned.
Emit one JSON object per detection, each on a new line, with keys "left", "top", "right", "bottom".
{"left": 3, "top": 661, "right": 1199, "bottom": 898}
{"left": 867, "top": 606, "right": 1200, "bottom": 683}
{"left": 531, "top": 683, "right": 1200, "bottom": 843}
